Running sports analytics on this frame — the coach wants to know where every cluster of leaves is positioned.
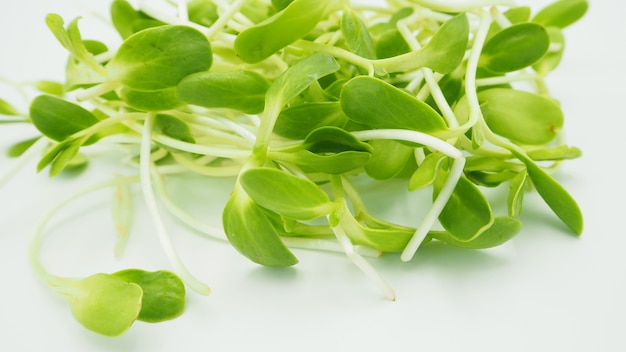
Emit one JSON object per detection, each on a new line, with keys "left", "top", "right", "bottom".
{"left": 0, "top": 0, "right": 587, "bottom": 336}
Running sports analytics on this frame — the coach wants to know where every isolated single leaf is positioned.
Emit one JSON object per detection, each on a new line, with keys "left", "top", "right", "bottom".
{"left": 112, "top": 269, "right": 186, "bottom": 323}
{"left": 223, "top": 186, "right": 299, "bottom": 266}
{"left": 240, "top": 167, "right": 334, "bottom": 220}
{"left": 106, "top": 25, "right": 212, "bottom": 91}
{"left": 234, "top": 0, "right": 331, "bottom": 63}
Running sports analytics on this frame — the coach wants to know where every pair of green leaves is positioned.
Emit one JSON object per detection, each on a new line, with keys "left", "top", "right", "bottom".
{"left": 60, "top": 269, "right": 185, "bottom": 337}
{"left": 272, "top": 126, "right": 373, "bottom": 175}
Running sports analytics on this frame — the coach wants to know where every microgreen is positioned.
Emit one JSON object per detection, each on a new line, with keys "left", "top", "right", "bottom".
{"left": 1, "top": 0, "right": 587, "bottom": 336}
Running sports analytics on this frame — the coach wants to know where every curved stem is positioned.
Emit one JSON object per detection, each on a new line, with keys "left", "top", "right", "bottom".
{"left": 29, "top": 177, "right": 137, "bottom": 289}
{"left": 139, "top": 113, "right": 211, "bottom": 295}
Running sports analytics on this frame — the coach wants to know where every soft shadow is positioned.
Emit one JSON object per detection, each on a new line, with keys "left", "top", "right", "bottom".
{"left": 375, "top": 240, "right": 511, "bottom": 279}
{"left": 246, "top": 266, "right": 299, "bottom": 284}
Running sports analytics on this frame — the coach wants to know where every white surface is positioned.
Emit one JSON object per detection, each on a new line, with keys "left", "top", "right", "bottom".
{"left": 1, "top": 1, "right": 624, "bottom": 351}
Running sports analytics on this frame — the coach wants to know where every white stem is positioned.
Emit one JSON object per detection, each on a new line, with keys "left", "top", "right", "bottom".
{"left": 140, "top": 113, "right": 211, "bottom": 295}
{"left": 350, "top": 129, "right": 465, "bottom": 262}
{"left": 329, "top": 219, "right": 396, "bottom": 301}
{"left": 458, "top": 10, "right": 492, "bottom": 132}
{"left": 206, "top": 0, "right": 248, "bottom": 39}
{"left": 29, "top": 177, "right": 137, "bottom": 288}
{"left": 397, "top": 19, "right": 459, "bottom": 128}
{"left": 177, "top": 0, "right": 189, "bottom": 21}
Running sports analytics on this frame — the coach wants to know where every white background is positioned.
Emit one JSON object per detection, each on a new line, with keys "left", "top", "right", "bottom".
{"left": 1, "top": 0, "right": 624, "bottom": 351}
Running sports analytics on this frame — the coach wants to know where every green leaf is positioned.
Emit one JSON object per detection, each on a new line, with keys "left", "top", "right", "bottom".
{"left": 267, "top": 53, "right": 340, "bottom": 109}
{"left": 434, "top": 171, "right": 494, "bottom": 241}
{"left": 60, "top": 274, "right": 142, "bottom": 337}
{"left": 272, "top": 0, "right": 294, "bottom": 11}
{"left": 532, "top": 27, "right": 565, "bottom": 75}
{"left": 429, "top": 216, "right": 522, "bottom": 249}
{"left": 341, "top": 10, "right": 376, "bottom": 59}
{"left": 375, "top": 29, "right": 410, "bottom": 59}
{"left": 112, "top": 269, "right": 186, "bottom": 323}
{"left": 341, "top": 76, "right": 447, "bottom": 134}
{"left": 33, "top": 81, "right": 65, "bottom": 96}
{"left": 532, "top": 0, "right": 589, "bottom": 29}
{"left": 301, "top": 126, "right": 372, "bottom": 154}
{"left": 273, "top": 102, "right": 348, "bottom": 139}
{"left": 513, "top": 151, "right": 583, "bottom": 235}
{"left": 188, "top": 0, "right": 219, "bottom": 27}
{"left": 365, "top": 139, "right": 414, "bottom": 180}
{"left": 277, "top": 149, "right": 371, "bottom": 175}
{"left": 486, "top": 6, "right": 531, "bottom": 40}
{"left": 153, "top": 114, "right": 196, "bottom": 144}
{"left": 177, "top": 70, "right": 270, "bottom": 114}
{"left": 375, "top": 13, "right": 469, "bottom": 74}
{"left": 507, "top": 170, "right": 528, "bottom": 218}
{"left": 234, "top": 0, "right": 332, "bottom": 63}
{"left": 120, "top": 87, "right": 185, "bottom": 111}
{"left": 480, "top": 22, "right": 550, "bottom": 73}
{"left": 527, "top": 145, "right": 582, "bottom": 161}
{"left": 30, "top": 95, "right": 101, "bottom": 144}
{"left": 49, "top": 141, "right": 81, "bottom": 176}
{"left": 223, "top": 186, "right": 299, "bottom": 266}
{"left": 339, "top": 208, "right": 415, "bottom": 252}
{"left": 45, "top": 14, "right": 103, "bottom": 73}
{"left": 479, "top": 88, "right": 564, "bottom": 145}
{"left": 106, "top": 25, "right": 213, "bottom": 91}
{"left": 110, "top": 0, "right": 165, "bottom": 39}
{"left": 6, "top": 137, "right": 40, "bottom": 158}
{"left": 0, "top": 98, "right": 20, "bottom": 116}
{"left": 408, "top": 152, "right": 447, "bottom": 191}
{"left": 240, "top": 167, "right": 334, "bottom": 220}
{"left": 272, "top": 126, "right": 372, "bottom": 174}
